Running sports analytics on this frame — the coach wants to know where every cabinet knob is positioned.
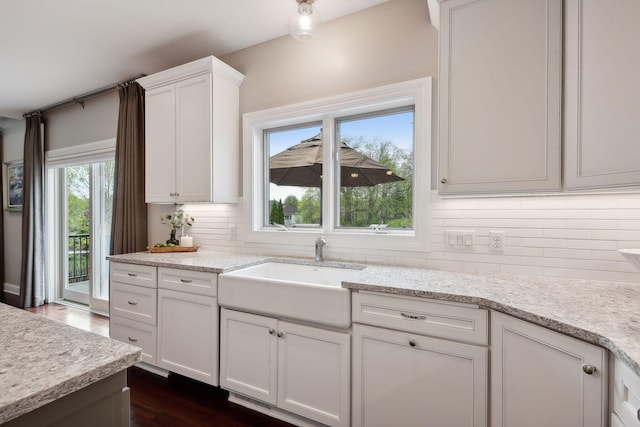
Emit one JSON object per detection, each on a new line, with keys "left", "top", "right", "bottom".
{"left": 268, "top": 328, "right": 275, "bottom": 335}
{"left": 277, "top": 331, "right": 284, "bottom": 338}
{"left": 409, "top": 339, "right": 417, "bottom": 347}
{"left": 581, "top": 364, "right": 596, "bottom": 375}
{"left": 440, "top": 178, "right": 448, "bottom": 184}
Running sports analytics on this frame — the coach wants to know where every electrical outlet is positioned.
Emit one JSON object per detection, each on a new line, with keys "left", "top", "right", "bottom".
{"left": 489, "top": 230, "right": 505, "bottom": 253}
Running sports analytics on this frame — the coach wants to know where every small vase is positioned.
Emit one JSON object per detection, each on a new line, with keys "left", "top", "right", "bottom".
{"left": 166, "top": 229, "right": 179, "bottom": 245}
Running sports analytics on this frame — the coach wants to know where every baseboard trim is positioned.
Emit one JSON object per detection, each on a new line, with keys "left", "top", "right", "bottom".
{"left": 3, "top": 282, "right": 19, "bottom": 295}
{"left": 228, "top": 392, "right": 324, "bottom": 427}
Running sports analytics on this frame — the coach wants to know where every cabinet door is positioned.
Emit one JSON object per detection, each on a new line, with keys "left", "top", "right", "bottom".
{"left": 491, "top": 311, "right": 607, "bottom": 427}
{"left": 145, "top": 84, "right": 176, "bottom": 203}
{"left": 353, "top": 323, "right": 487, "bottom": 427}
{"left": 175, "top": 74, "right": 212, "bottom": 203}
{"left": 277, "top": 321, "right": 350, "bottom": 427}
{"left": 220, "top": 309, "right": 278, "bottom": 405}
{"left": 564, "top": 0, "right": 640, "bottom": 189}
{"left": 438, "top": 0, "right": 562, "bottom": 194}
{"left": 157, "top": 289, "right": 218, "bottom": 386}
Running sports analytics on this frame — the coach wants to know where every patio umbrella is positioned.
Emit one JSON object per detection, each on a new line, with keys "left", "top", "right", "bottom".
{"left": 269, "top": 132, "right": 404, "bottom": 187}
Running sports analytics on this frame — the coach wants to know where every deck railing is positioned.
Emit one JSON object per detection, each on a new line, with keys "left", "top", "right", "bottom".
{"left": 68, "top": 234, "right": 89, "bottom": 283}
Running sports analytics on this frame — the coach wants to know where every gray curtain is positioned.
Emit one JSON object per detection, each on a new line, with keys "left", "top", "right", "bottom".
{"left": 110, "top": 82, "right": 147, "bottom": 255}
{"left": 20, "top": 114, "right": 45, "bottom": 308}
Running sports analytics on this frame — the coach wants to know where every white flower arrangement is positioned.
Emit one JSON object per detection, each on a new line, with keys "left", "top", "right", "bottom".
{"left": 161, "top": 209, "right": 194, "bottom": 231}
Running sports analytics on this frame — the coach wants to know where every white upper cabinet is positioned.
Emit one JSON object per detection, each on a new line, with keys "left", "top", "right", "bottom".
{"left": 138, "top": 56, "right": 244, "bottom": 203}
{"left": 438, "top": 0, "right": 562, "bottom": 194}
{"left": 564, "top": 0, "right": 640, "bottom": 190}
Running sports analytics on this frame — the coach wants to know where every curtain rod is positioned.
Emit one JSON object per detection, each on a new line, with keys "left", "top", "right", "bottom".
{"left": 23, "top": 74, "right": 146, "bottom": 118}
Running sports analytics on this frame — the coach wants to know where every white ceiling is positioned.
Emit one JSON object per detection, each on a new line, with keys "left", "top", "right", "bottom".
{"left": 0, "top": 0, "right": 390, "bottom": 119}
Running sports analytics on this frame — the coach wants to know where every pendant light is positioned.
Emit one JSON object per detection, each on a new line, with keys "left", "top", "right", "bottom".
{"left": 290, "top": 0, "right": 323, "bottom": 42}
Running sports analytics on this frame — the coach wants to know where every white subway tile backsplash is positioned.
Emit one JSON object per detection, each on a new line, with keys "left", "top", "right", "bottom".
{"left": 617, "top": 220, "right": 640, "bottom": 230}
{"left": 592, "top": 229, "right": 640, "bottom": 241}
{"left": 183, "top": 192, "right": 640, "bottom": 285}
{"left": 592, "top": 209, "right": 640, "bottom": 219}
{"left": 566, "top": 219, "right": 618, "bottom": 230}
{"left": 521, "top": 219, "right": 566, "bottom": 229}
{"left": 520, "top": 238, "right": 568, "bottom": 249}
{"left": 543, "top": 229, "right": 592, "bottom": 239}
{"left": 543, "top": 209, "right": 592, "bottom": 219}
{"left": 566, "top": 239, "right": 618, "bottom": 250}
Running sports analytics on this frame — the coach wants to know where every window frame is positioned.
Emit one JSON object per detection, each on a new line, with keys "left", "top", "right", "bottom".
{"left": 243, "top": 78, "right": 431, "bottom": 253}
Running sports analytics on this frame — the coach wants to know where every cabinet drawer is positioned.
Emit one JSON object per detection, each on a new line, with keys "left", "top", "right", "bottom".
{"left": 110, "top": 282, "right": 157, "bottom": 325}
{"left": 158, "top": 267, "right": 217, "bottom": 296}
{"left": 352, "top": 291, "right": 488, "bottom": 345}
{"left": 110, "top": 316, "right": 157, "bottom": 365}
{"left": 614, "top": 358, "right": 640, "bottom": 427}
{"left": 110, "top": 262, "right": 157, "bottom": 288}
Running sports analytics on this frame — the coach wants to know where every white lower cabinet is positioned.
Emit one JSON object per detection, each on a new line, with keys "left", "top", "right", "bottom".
{"left": 352, "top": 323, "right": 488, "bottom": 427}
{"left": 220, "top": 308, "right": 350, "bottom": 427}
{"left": 109, "top": 262, "right": 158, "bottom": 365}
{"left": 157, "top": 288, "right": 218, "bottom": 386}
{"left": 612, "top": 356, "right": 640, "bottom": 427}
{"left": 491, "top": 311, "right": 607, "bottom": 427}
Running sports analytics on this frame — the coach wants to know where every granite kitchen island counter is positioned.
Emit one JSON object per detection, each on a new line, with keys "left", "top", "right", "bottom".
{"left": 0, "top": 303, "right": 140, "bottom": 425}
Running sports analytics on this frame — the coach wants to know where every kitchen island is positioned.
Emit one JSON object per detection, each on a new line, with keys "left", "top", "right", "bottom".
{"left": 0, "top": 303, "right": 140, "bottom": 426}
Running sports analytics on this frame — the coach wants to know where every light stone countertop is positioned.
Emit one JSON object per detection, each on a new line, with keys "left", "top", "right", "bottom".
{"left": 107, "top": 249, "right": 271, "bottom": 273}
{"left": 0, "top": 303, "right": 141, "bottom": 424}
{"left": 108, "top": 249, "right": 640, "bottom": 377}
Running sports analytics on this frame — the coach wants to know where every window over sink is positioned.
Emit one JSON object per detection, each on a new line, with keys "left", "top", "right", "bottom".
{"left": 243, "top": 78, "right": 432, "bottom": 252}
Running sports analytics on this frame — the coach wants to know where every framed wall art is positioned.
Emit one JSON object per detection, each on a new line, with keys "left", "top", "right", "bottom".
{"left": 4, "top": 160, "right": 24, "bottom": 211}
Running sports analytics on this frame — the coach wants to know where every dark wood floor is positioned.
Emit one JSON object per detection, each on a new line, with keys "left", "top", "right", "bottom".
{"left": 26, "top": 303, "right": 294, "bottom": 427}
{"left": 129, "top": 367, "right": 293, "bottom": 427}
{"left": 25, "top": 302, "right": 110, "bottom": 337}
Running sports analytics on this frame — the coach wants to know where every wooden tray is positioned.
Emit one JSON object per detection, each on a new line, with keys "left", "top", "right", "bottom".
{"left": 147, "top": 245, "right": 199, "bottom": 253}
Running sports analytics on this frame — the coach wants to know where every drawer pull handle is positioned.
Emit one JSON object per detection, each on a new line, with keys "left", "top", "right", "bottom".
{"left": 127, "top": 273, "right": 138, "bottom": 277}
{"left": 268, "top": 328, "right": 275, "bottom": 335}
{"left": 401, "top": 312, "right": 426, "bottom": 321}
{"left": 180, "top": 279, "right": 193, "bottom": 283}
{"left": 127, "top": 301, "right": 138, "bottom": 306}
{"left": 581, "top": 364, "right": 596, "bottom": 375}
{"left": 409, "top": 339, "right": 417, "bottom": 347}
{"left": 128, "top": 337, "right": 138, "bottom": 342}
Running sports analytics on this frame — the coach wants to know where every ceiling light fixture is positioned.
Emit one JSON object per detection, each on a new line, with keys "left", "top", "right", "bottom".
{"left": 290, "top": 0, "right": 323, "bottom": 42}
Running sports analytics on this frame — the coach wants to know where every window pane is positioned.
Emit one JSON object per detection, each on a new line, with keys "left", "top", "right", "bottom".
{"left": 66, "top": 164, "right": 91, "bottom": 294}
{"left": 266, "top": 123, "right": 323, "bottom": 228}
{"left": 336, "top": 109, "right": 414, "bottom": 229}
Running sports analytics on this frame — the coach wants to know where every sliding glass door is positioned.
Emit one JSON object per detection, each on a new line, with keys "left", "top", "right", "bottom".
{"left": 57, "top": 160, "right": 113, "bottom": 313}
